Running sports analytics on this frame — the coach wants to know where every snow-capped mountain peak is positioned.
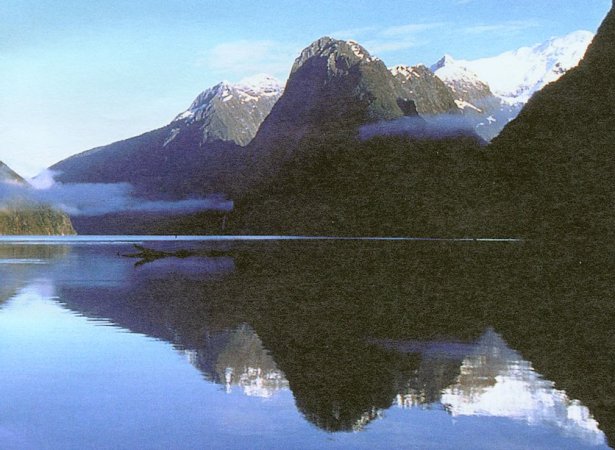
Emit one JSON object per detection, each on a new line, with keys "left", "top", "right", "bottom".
{"left": 431, "top": 53, "right": 456, "bottom": 69}
{"left": 426, "top": 29, "right": 594, "bottom": 141}
{"left": 173, "top": 75, "right": 283, "bottom": 124}
{"left": 167, "top": 74, "right": 283, "bottom": 147}
{"left": 430, "top": 54, "right": 485, "bottom": 87}
{"left": 441, "top": 30, "right": 594, "bottom": 105}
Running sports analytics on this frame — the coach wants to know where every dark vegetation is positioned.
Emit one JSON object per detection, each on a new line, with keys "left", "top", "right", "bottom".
{"left": 230, "top": 134, "right": 499, "bottom": 238}
{"left": 0, "top": 204, "right": 75, "bottom": 235}
{"left": 489, "top": 2, "right": 615, "bottom": 242}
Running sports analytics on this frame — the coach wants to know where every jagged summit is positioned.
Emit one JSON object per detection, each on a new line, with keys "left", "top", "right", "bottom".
{"left": 170, "top": 75, "right": 283, "bottom": 146}
{"left": 427, "top": 30, "right": 593, "bottom": 142}
{"left": 430, "top": 56, "right": 492, "bottom": 102}
{"left": 290, "top": 37, "right": 378, "bottom": 76}
{"left": 431, "top": 54, "right": 457, "bottom": 71}
{"left": 175, "top": 75, "right": 283, "bottom": 123}
{"left": 51, "top": 73, "right": 284, "bottom": 202}
{"left": 390, "top": 64, "right": 427, "bottom": 78}
{"left": 253, "top": 36, "right": 411, "bottom": 149}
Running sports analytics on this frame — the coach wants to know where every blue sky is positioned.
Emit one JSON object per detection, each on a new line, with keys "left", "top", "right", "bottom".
{"left": 0, "top": 0, "right": 611, "bottom": 177}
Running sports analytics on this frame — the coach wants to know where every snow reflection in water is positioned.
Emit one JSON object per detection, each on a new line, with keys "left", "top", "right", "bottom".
{"left": 389, "top": 329, "right": 606, "bottom": 447}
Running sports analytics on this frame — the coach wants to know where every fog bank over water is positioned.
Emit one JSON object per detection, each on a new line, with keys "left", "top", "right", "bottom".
{"left": 0, "top": 170, "right": 232, "bottom": 216}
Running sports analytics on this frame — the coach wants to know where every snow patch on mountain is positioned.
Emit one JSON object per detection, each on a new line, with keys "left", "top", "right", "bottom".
{"left": 390, "top": 64, "right": 423, "bottom": 79}
{"left": 347, "top": 40, "right": 377, "bottom": 62}
{"left": 236, "top": 73, "right": 284, "bottom": 98}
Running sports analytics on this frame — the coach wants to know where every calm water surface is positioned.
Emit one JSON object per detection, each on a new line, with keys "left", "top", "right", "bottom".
{"left": 0, "top": 237, "right": 612, "bottom": 449}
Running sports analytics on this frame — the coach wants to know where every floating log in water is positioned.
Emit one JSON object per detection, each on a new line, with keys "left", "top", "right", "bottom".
{"left": 121, "top": 244, "right": 196, "bottom": 263}
{"left": 121, "top": 244, "right": 229, "bottom": 266}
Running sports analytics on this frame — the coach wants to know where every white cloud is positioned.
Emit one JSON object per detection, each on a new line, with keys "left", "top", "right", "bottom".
{"left": 329, "top": 26, "right": 378, "bottom": 40}
{"left": 198, "top": 40, "right": 299, "bottom": 82}
{"left": 330, "top": 22, "right": 446, "bottom": 56}
{"left": 363, "top": 39, "right": 423, "bottom": 54}
{"left": 464, "top": 20, "right": 541, "bottom": 35}
{"left": 380, "top": 22, "right": 446, "bottom": 37}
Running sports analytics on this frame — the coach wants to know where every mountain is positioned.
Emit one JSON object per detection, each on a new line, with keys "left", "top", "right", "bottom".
{"left": 431, "top": 54, "right": 494, "bottom": 108}
{"left": 53, "top": 36, "right": 486, "bottom": 236}
{"left": 171, "top": 74, "right": 282, "bottom": 147}
{"left": 0, "top": 161, "right": 75, "bottom": 235}
{"left": 49, "top": 38, "right": 434, "bottom": 234}
{"left": 249, "top": 38, "right": 416, "bottom": 153}
{"left": 431, "top": 55, "right": 521, "bottom": 141}
{"left": 0, "top": 161, "right": 25, "bottom": 184}
{"left": 225, "top": 37, "right": 491, "bottom": 237}
{"left": 488, "top": 4, "right": 614, "bottom": 241}
{"left": 431, "top": 31, "right": 593, "bottom": 141}
{"left": 51, "top": 75, "right": 283, "bottom": 200}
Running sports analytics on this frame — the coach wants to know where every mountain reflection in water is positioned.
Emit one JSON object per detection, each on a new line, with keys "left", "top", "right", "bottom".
{"left": 0, "top": 238, "right": 612, "bottom": 449}
{"left": 378, "top": 329, "right": 604, "bottom": 446}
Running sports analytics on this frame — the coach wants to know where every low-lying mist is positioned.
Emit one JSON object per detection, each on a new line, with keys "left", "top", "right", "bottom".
{"left": 360, "top": 114, "right": 483, "bottom": 142}
{"left": 0, "top": 170, "right": 233, "bottom": 216}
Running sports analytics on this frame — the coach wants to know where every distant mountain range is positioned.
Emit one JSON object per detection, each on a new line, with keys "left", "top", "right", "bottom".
{"left": 41, "top": 17, "right": 608, "bottom": 238}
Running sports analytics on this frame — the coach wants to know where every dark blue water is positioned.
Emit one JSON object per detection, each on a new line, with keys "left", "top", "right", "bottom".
{"left": 0, "top": 237, "right": 611, "bottom": 449}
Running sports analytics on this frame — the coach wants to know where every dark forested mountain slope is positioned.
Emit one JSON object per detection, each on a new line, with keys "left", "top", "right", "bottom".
{"left": 488, "top": 2, "right": 615, "bottom": 241}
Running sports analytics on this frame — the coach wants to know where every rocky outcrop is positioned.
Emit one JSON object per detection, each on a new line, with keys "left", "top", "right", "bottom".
{"left": 390, "top": 64, "right": 460, "bottom": 116}
{"left": 170, "top": 75, "right": 282, "bottom": 147}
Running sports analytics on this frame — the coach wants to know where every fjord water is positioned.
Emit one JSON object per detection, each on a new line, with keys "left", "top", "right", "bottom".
{"left": 0, "top": 238, "right": 612, "bottom": 449}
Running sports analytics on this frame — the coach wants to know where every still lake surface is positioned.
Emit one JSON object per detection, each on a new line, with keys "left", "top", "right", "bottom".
{"left": 0, "top": 236, "right": 612, "bottom": 449}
